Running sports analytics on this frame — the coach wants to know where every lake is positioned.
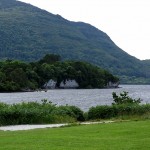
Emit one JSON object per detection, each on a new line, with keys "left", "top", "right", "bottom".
{"left": 0, "top": 85, "right": 150, "bottom": 111}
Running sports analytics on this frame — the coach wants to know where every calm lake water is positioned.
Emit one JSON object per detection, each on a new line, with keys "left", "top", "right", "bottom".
{"left": 0, "top": 85, "right": 150, "bottom": 111}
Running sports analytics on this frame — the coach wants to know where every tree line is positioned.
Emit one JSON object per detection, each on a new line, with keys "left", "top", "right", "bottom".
{"left": 0, "top": 54, "right": 119, "bottom": 92}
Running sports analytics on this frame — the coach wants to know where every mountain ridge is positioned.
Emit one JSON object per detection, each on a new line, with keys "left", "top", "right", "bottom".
{"left": 0, "top": 0, "right": 149, "bottom": 80}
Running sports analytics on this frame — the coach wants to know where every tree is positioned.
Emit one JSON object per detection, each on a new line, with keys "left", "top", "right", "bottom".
{"left": 112, "top": 91, "right": 142, "bottom": 105}
{"left": 38, "top": 54, "right": 61, "bottom": 64}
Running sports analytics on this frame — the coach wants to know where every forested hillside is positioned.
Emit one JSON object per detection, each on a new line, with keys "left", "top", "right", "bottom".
{"left": 0, "top": 0, "right": 150, "bottom": 82}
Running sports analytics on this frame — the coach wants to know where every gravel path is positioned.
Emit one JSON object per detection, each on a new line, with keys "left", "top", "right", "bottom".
{"left": 0, "top": 124, "right": 68, "bottom": 131}
{"left": 0, "top": 121, "right": 114, "bottom": 131}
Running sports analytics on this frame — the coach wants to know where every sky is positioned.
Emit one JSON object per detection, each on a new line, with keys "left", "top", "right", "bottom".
{"left": 19, "top": 0, "right": 150, "bottom": 60}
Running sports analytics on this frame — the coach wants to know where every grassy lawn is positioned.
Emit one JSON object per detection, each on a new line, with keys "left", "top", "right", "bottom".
{"left": 0, "top": 120, "right": 150, "bottom": 150}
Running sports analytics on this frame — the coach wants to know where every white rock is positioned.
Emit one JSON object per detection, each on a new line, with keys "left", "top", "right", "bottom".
{"left": 60, "top": 79, "right": 79, "bottom": 89}
{"left": 44, "top": 79, "right": 57, "bottom": 89}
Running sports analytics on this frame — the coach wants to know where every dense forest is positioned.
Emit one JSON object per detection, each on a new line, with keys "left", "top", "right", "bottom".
{"left": 0, "top": 54, "right": 119, "bottom": 92}
{"left": 0, "top": 0, "right": 150, "bottom": 83}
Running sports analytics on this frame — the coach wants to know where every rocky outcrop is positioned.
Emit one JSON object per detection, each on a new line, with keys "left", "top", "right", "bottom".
{"left": 44, "top": 79, "right": 57, "bottom": 89}
{"left": 44, "top": 79, "right": 79, "bottom": 89}
{"left": 59, "top": 79, "right": 79, "bottom": 89}
{"left": 44, "top": 79, "right": 119, "bottom": 89}
{"left": 107, "top": 81, "right": 119, "bottom": 88}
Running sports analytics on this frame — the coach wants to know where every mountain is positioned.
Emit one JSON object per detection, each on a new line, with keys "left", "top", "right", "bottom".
{"left": 0, "top": 0, "right": 149, "bottom": 80}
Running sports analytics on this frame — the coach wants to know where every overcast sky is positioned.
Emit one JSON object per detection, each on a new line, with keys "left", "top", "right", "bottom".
{"left": 19, "top": 0, "right": 150, "bottom": 60}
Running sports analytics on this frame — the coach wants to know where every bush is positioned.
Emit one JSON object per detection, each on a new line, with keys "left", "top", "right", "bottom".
{"left": 88, "top": 105, "right": 116, "bottom": 120}
{"left": 87, "top": 104, "right": 150, "bottom": 120}
{"left": 112, "top": 91, "right": 142, "bottom": 105}
{"left": 0, "top": 100, "right": 85, "bottom": 126}
{"left": 52, "top": 105, "right": 85, "bottom": 121}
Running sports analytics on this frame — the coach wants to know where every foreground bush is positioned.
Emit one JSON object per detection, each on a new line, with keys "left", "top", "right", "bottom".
{"left": 0, "top": 91, "right": 150, "bottom": 125}
{"left": 1, "top": 100, "right": 150, "bottom": 125}
{"left": 88, "top": 104, "right": 150, "bottom": 120}
{"left": 88, "top": 105, "right": 115, "bottom": 119}
{"left": 0, "top": 100, "right": 84, "bottom": 125}
{"left": 88, "top": 91, "right": 146, "bottom": 120}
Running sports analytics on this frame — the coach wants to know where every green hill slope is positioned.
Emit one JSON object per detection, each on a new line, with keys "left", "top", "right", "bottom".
{"left": 0, "top": 0, "right": 148, "bottom": 79}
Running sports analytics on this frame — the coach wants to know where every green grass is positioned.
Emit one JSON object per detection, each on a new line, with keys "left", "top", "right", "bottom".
{"left": 0, "top": 120, "right": 150, "bottom": 150}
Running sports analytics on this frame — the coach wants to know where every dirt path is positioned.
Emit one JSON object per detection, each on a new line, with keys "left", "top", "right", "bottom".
{"left": 0, "top": 121, "right": 114, "bottom": 131}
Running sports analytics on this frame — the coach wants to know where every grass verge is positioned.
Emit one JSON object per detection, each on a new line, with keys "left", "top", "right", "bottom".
{"left": 0, "top": 120, "right": 150, "bottom": 150}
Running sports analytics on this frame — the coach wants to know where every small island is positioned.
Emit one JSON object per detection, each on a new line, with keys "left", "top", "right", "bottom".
{"left": 0, "top": 54, "right": 119, "bottom": 92}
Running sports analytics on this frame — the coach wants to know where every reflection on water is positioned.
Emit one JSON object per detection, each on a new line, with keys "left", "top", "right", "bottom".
{"left": 0, "top": 85, "right": 150, "bottom": 111}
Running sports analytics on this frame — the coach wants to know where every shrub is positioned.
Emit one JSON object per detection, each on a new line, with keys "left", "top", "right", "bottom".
{"left": 87, "top": 104, "right": 150, "bottom": 120}
{"left": 88, "top": 105, "right": 116, "bottom": 120}
{"left": 52, "top": 105, "right": 85, "bottom": 121}
{"left": 0, "top": 101, "right": 85, "bottom": 125}
{"left": 112, "top": 91, "right": 142, "bottom": 105}
{"left": 67, "top": 106, "right": 85, "bottom": 121}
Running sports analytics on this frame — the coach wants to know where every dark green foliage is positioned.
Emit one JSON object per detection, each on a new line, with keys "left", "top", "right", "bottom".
{"left": 88, "top": 105, "right": 116, "bottom": 119}
{"left": 0, "top": 0, "right": 149, "bottom": 82}
{"left": 38, "top": 54, "right": 61, "bottom": 64}
{"left": 52, "top": 105, "right": 85, "bottom": 121}
{"left": 112, "top": 91, "right": 142, "bottom": 105}
{"left": 0, "top": 54, "right": 119, "bottom": 91}
{"left": 0, "top": 100, "right": 84, "bottom": 125}
{"left": 38, "top": 60, "right": 119, "bottom": 89}
{"left": 88, "top": 104, "right": 150, "bottom": 120}
{"left": 0, "top": 59, "right": 39, "bottom": 91}
{"left": 88, "top": 92, "right": 147, "bottom": 120}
